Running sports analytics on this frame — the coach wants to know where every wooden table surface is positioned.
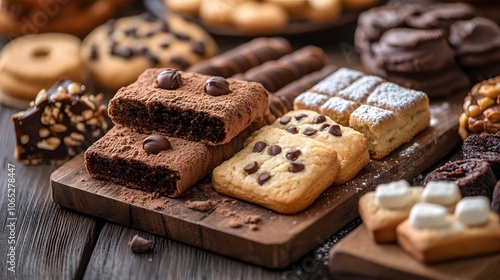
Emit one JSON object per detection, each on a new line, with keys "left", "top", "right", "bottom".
{"left": 0, "top": 0, "right": 464, "bottom": 279}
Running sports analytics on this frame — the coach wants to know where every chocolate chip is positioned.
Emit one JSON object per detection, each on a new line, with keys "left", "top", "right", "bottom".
{"left": 279, "top": 116, "right": 291, "bottom": 125}
{"left": 268, "top": 145, "right": 282, "bottom": 156}
{"left": 286, "top": 149, "right": 301, "bottom": 161}
{"left": 142, "top": 135, "right": 171, "bottom": 154}
{"left": 160, "top": 42, "right": 170, "bottom": 49}
{"left": 124, "top": 28, "right": 138, "bottom": 38}
{"left": 109, "top": 41, "right": 118, "bottom": 55}
{"left": 252, "top": 141, "right": 266, "bottom": 153}
{"left": 157, "top": 20, "right": 170, "bottom": 32}
{"left": 312, "top": 115, "right": 326, "bottom": 124}
{"left": 141, "top": 12, "right": 157, "bottom": 22}
{"left": 128, "top": 235, "right": 153, "bottom": 253}
{"left": 303, "top": 127, "right": 318, "bottom": 136}
{"left": 244, "top": 161, "right": 259, "bottom": 175}
{"left": 105, "top": 19, "right": 116, "bottom": 36}
{"left": 192, "top": 41, "right": 206, "bottom": 56}
{"left": 157, "top": 69, "right": 181, "bottom": 90}
{"left": 145, "top": 50, "right": 160, "bottom": 65}
{"left": 286, "top": 126, "right": 298, "bottom": 134}
{"left": 90, "top": 45, "right": 98, "bottom": 60}
{"left": 319, "top": 123, "right": 330, "bottom": 131}
{"left": 145, "top": 31, "right": 157, "bottom": 38}
{"left": 295, "top": 113, "right": 307, "bottom": 120}
{"left": 205, "top": 76, "right": 230, "bottom": 96}
{"left": 115, "top": 47, "right": 134, "bottom": 59}
{"left": 170, "top": 56, "right": 190, "bottom": 69}
{"left": 258, "top": 173, "right": 271, "bottom": 185}
{"left": 173, "top": 32, "right": 191, "bottom": 41}
{"left": 328, "top": 125, "right": 342, "bottom": 137}
{"left": 289, "top": 162, "right": 305, "bottom": 173}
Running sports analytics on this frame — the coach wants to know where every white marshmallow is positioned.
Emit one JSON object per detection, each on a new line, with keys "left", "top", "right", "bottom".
{"left": 375, "top": 180, "right": 412, "bottom": 209}
{"left": 423, "top": 181, "right": 460, "bottom": 206}
{"left": 409, "top": 203, "right": 448, "bottom": 228}
{"left": 456, "top": 196, "right": 490, "bottom": 226}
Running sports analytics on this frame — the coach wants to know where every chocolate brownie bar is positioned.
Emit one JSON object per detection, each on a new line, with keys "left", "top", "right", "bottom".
{"left": 85, "top": 121, "right": 265, "bottom": 197}
{"left": 108, "top": 69, "right": 269, "bottom": 145}
{"left": 12, "top": 79, "right": 111, "bottom": 164}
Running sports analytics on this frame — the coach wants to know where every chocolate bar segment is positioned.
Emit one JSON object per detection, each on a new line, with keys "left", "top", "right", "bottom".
{"left": 109, "top": 69, "right": 269, "bottom": 145}
{"left": 12, "top": 79, "right": 111, "bottom": 164}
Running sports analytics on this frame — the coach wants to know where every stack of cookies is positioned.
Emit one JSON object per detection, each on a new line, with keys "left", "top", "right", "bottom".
{"left": 356, "top": 2, "right": 500, "bottom": 98}
{"left": 84, "top": 68, "right": 270, "bottom": 197}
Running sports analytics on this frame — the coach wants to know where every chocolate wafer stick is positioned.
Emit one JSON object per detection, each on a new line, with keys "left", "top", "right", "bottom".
{"left": 235, "top": 46, "right": 330, "bottom": 93}
{"left": 268, "top": 65, "right": 338, "bottom": 118}
{"left": 187, "top": 37, "right": 292, "bottom": 77}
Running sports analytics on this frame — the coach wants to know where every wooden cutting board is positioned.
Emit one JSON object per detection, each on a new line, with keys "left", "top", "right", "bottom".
{"left": 329, "top": 226, "right": 500, "bottom": 280}
{"left": 50, "top": 93, "right": 463, "bottom": 269}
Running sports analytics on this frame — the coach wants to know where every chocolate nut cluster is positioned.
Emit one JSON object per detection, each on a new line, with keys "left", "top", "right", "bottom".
{"left": 12, "top": 79, "right": 112, "bottom": 164}
{"left": 459, "top": 76, "right": 500, "bottom": 140}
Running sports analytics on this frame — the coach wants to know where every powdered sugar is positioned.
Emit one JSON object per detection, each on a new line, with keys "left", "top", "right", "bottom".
{"left": 320, "top": 97, "right": 359, "bottom": 115}
{"left": 312, "top": 68, "right": 364, "bottom": 96}
{"left": 294, "top": 91, "right": 329, "bottom": 108}
{"left": 367, "top": 82, "right": 427, "bottom": 112}
{"left": 351, "top": 104, "right": 396, "bottom": 125}
{"left": 337, "top": 75, "right": 384, "bottom": 103}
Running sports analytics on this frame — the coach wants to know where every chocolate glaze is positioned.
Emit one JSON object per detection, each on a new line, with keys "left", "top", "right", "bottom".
{"left": 406, "top": 3, "right": 476, "bottom": 32}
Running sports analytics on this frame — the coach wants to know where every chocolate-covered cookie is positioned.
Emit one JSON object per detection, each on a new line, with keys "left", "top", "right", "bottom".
{"left": 406, "top": 3, "right": 476, "bottom": 33}
{"left": 449, "top": 17, "right": 500, "bottom": 82}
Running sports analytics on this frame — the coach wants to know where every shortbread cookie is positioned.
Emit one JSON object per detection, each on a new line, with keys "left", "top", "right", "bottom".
{"left": 252, "top": 110, "right": 369, "bottom": 185}
{"left": 0, "top": 33, "right": 83, "bottom": 109}
{"left": 397, "top": 197, "right": 500, "bottom": 263}
{"left": 12, "top": 79, "right": 111, "bottom": 165}
{"left": 359, "top": 180, "right": 461, "bottom": 243}
{"left": 212, "top": 128, "right": 340, "bottom": 214}
{"left": 109, "top": 69, "right": 269, "bottom": 145}
{"left": 188, "top": 37, "right": 293, "bottom": 77}
{"left": 231, "top": 2, "right": 289, "bottom": 34}
{"left": 85, "top": 122, "right": 263, "bottom": 197}
{"left": 81, "top": 14, "right": 217, "bottom": 91}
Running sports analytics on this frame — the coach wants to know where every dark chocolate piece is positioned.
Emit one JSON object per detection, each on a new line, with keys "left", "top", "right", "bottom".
{"left": 170, "top": 56, "right": 190, "bottom": 69}
{"left": 303, "top": 128, "right": 317, "bottom": 136}
{"left": 205, "top": 76, "right": 229, "bottom": 96}
{"left": 286, "top": 126, "right": 298, "bottom": 134}
{"left": 12, "top": 79, "right": 111, "bottom": 164}
{"left": 279, "top": 116, "right": 291, "bottom": 125}
{"left": 128, "top": 235, "right": 153, "bottom": 253}
{"left": 192, "top": 41, "right": 206, "bottom": 56}
{"left": 253, "top": 141, "right": 267, "bottom": 153}
{"left": 142, "top": 135, "right": 171, "bottom": 154}
{"left": 244, "top": 161, "right": 259, "bottom": 175}
{"left": 286, "top": 149, "right": 301, "bottom": 161}
{"left": 312, "top": 115, "right": 326, "bottom": 124}
{"left": 258, "top": 173, "right": 271, "bottom": 185}
{"left": 157, "top": 69, "right": 181, "bottom": 90}
{"left": 289, "top": 162, "right": 305, "bottom": 173}
{"left": 268, "top": 145, "right": 282, "bottom": 156}
{"left": 328, "top": 125, "right": 342, "bottom": 137}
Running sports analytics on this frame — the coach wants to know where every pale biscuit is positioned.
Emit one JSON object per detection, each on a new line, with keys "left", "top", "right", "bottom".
{"left": 0, "top": 33, "right": 83, "bottom": 108}
{"left": 248, "top": 110, "right": 369, "bottom": 185}
{"left": 81, "top": 14, "right": 217, "bottom": 91}
{"left": 165, "top": 0, "right": 202, "bottom": 17}
{"left": 231, "top": 2, "right": 288, "bottom": 34}
{"left": 212, "top": 128, "right": 340, "bottom": 214}
{"left": 397, "top": 212, "right": 500, "bottom": 263}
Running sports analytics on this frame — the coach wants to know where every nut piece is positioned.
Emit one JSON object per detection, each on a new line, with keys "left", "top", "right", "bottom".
{"left": 479, "top": 84, "right": 500, "bottom": 99}
{"left": 34, "top": 89, "right": 47, "bottom": 106}
{"left": 51, "top": 123, "right": 67, "bottom": 133}
{"left": 37, "top": 137, "right": 61, "bottom": 150}
{"left": 39, "top": 128, "right": 50, "bottom": 138}
{"left": 20, "top": 135, "right": 29, "bottom": 145}
{"left": 67, "top": 83, "right": 82, "bottom": 95}
{"left": 468, "top": 105, "right": 482, "bottom": 118}
{"left": 128, "top": 235, "right": 153, "bottom": 253}
{"left": 485, "top": 106, "right": 500, "bottom": 123}
{"left": 459, "top": 113, "right": 468, "bottom": 129}
{"left": 478, "top": 97, "right": 495, "bottom": 111}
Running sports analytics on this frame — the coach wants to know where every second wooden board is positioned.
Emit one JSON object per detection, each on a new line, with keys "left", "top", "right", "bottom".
{"left": 50, "top": 94, "right": 463, "bottom": 269}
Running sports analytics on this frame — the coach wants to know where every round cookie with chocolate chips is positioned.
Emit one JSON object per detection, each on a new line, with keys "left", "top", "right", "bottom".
{"left": 81, "top": 13, "right": 217, "bottom": 91}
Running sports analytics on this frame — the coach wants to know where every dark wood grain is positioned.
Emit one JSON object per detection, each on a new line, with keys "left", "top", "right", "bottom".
{"left": 329, "top": 226, "right": 500, "bottom": 280}
{"left": 83, "top": 223, "right": 282, "bottom": 280}
{"left": 50, "top": 92, "right": 464, "bottom": 269}
{"left": 0, "top": 105, "right": 99, "bottom": 279}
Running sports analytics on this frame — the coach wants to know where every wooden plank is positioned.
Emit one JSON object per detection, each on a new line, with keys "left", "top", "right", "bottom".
{"left": 329, "top": 226, "right": 500, "bottom": 280}
{"left": 50, "top": 92, "right": 464, "bottom": 269}
{"left": 0, "top": 105, "right": 99, "bottom": 279}
{"left": 83, "top": 223, "right": 282, "bottom": 280}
